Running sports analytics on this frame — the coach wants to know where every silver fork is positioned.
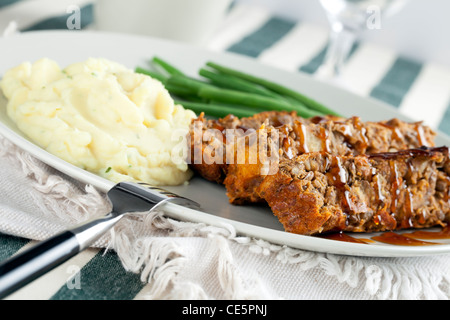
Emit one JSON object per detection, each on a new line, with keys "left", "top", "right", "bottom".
{"left": 0, "top": 181, "right": 199, "bottom": 299}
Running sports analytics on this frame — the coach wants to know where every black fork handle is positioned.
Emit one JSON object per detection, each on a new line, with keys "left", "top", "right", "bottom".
{"left": 0, "top": 181, "right": 198, "bottom": 299}
{"left": 0, "top": 230, "right": 80, "bottom": 299}
{"left": 0, "top": 212, "right": 122, "bottom": 299}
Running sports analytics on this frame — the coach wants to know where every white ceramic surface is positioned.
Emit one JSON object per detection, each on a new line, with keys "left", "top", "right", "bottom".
{"left": 94, "top": 0, "right": 232, "bottom": 45}
{"left": 1, "top": 30, "right": 449, "bottom": 257}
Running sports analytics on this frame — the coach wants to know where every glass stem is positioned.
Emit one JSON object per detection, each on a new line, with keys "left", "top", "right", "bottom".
{"left": 317, "top": 20, "right": 357, "bottom": 79}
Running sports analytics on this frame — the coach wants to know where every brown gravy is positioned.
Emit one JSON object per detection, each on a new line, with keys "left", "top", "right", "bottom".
{"left": 371, "top": 232, "right": 441, "bottom": 246}
{"left": 320, "top": 226, "right": 449, "bottom": 246}
{"left": 407, "top": 225, "right": 450, "bottom": 240}
{"left": 320, "top": 232, "right": 373, "bottom": 244}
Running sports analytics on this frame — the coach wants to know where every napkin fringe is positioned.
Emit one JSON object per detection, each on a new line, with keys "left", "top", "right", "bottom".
{"left": 108, "top": 216, "right": 191, "bottom": 299}
{"left": 108, "top": 211, "right": 272, "bottom": 299}
{"left": 1, "top": 137, "right": 110, "bottom": 222}
{"left": 109, "top": 211, "right": 450, "bottom": 300}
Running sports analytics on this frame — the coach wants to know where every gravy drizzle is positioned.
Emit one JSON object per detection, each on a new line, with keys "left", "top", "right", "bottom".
{"left": 407, "top": 225, "right": 450, "bottom": 240}
{"left": 326, "top": 156, "right": 352, "bottom": 214}
{"left": 279, "top": 125, "right": 294, "bottom": 159}
{"left": 294, "top": 121, "right": 309, "bottom": 153}
{"left": 371, "top": 232, "right": 440, "bottom": 246}
{"left": 319, "top": 126, "right": 331, "bottom": 153}
{"left": 389, "top": 160, "right": 401, "bottom": 214}
{"left": 415, "top": 123, "right": 428, "bottom": 147}
{"left": 352, "top": 117, "right": 368, "bottom": 151}
{"left": 319, "top": 226, "right": 449, "bottom": 246}
{"left": 320, "top": 232, "right": 373, "bottom": 244}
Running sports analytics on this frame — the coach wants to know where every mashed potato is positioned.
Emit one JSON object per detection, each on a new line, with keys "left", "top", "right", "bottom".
{"left": 0, "top": 58, "right": 196, "bottom": 185}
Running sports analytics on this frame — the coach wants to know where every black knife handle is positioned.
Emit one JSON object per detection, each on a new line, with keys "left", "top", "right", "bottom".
{"left": 0, "top": 231, "right": 80, "bottom": 299}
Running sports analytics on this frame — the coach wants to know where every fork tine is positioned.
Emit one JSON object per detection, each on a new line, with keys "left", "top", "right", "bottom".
{"left": 111, "top": 182, "right": 200, "bottom": 213}
{"left": 137, "top": 182, "right": 179, "bottom": 196}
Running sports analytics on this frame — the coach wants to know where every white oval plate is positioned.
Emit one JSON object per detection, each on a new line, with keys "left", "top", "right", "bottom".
{"left": 1, "top": 30, "right": 449, "bottom": 257}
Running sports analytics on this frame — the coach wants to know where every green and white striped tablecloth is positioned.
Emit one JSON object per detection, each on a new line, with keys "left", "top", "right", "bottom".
{"left": 0, "top": 0, "right": 449, "bottom": 300}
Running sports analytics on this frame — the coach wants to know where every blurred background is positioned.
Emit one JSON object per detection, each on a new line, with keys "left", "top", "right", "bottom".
{"left": 236, "top": 0, "right": 450, "bottom": 68}
{"left": 0, "top": 0, "right": 449, "bottom": 133}
{"left": 1, "top": 0, "right": 449, "bottom": 67}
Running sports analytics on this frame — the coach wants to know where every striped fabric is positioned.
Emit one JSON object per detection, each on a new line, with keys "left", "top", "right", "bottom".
{"left": 1, "top": 0, "right": 449, "bottom": 300}
{"left": 209, "top": 3, "right": 450, "bottom": 132}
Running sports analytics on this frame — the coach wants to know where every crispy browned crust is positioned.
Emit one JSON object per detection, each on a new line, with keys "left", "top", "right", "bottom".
{"left": 222, "top": 115, "right": 436, "bottom": 204}
{"left": 258, "top": 147, "right": 450, "bottom": 235}
{"left": 188, "top": 111, "right": 306, "bottom": 184}
{"left": 189, "top": 113, "right": 436, "bottom": 187}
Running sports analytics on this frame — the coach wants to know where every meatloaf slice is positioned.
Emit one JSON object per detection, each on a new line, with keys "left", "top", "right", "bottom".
{"left": 188, "top": 111, "right": 343, "bottom": 184}
{"left": 257, "top": 147, "right": 450, "bottom": 235}
{"left": 223, "top": 116, "right": 436, "bottom": 204}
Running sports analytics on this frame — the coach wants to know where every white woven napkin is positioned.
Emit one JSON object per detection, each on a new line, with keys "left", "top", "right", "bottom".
{"left": 1, "top": 134, "right": 450, "bottom": 300}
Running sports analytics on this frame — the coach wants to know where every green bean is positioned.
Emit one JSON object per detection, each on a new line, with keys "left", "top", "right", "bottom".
{"left": 208, "top": 100, "right": 267, "bottom": 114}
{"left": 174, "top": 100, "right": 256, "bottom": 118}
{"left": 198, "top": 86, "right": 323, "bottom": 118}
{"left": 135, "top": 67, "right": 167, "bottom": 83}
{"left": 199, "top": 68, "right": 283, "bottom": 101}
{"left": 206, "top": 61, "right": 340, "bottom": 116}
{"left": 152, "top": 56, "right": 185, "bottom": 76}
{"left": 166, "top": 74, "right": 215, "bottom": 95}
{"left": 165, "top": 83, "right": 198, "bottom": 99}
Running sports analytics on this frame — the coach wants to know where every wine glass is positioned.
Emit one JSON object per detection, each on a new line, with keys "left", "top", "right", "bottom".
{"left": 316, "top": 0, "right": 409, "bottom": 81}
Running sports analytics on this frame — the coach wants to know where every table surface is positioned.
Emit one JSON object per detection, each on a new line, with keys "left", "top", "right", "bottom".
{"left": 0, "top": 0, "right": 449, "bottom": 300}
